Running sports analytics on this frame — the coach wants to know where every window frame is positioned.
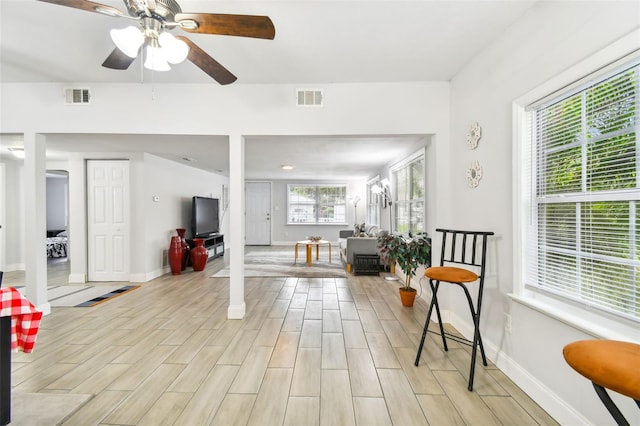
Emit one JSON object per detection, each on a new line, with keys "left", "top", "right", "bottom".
{"left": 390, "top": 149, "right": 426, "bottom": 234}
{"left": 286, "top": 183, "right": 348, "bottom": 225}
{"left": 512, "top": 30, "right": 640, "bottom": 342}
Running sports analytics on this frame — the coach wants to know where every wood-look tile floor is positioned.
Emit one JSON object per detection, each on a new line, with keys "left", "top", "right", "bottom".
{"left": 6, "top": 256, "right": 559, "bottom": 425}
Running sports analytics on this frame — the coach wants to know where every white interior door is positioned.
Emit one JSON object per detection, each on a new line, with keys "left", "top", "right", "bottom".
{"left": 87, "top": 160, "right": 130, "bottom": 281}
{"left": 245, "top": 182, "right": 271, "bottom": 245}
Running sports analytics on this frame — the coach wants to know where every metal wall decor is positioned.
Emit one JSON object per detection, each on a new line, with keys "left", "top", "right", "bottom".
{"left": 467, "top": 121, "right": 482, "bottom": 149}
{"left": 466, "top": 160, "right": 483, "bottom": 188}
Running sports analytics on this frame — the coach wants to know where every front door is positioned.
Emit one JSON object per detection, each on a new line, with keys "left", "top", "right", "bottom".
{"left": 87, "top": 160, "right": 130, "bottom": 281}
{"left": 245, "top": 181, "right": 271, "bottom": 245}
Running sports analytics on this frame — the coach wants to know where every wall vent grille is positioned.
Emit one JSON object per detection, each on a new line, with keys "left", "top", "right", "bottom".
{"left": 64, "top": 88, "right": 91, "bottom": 105}
{"left": 296, "top": 89, "right": 323, "bottom": 106}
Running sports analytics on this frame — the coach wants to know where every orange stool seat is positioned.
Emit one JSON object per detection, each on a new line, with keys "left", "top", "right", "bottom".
{"left": 563, "top": 340, "right": 640, "bottom": 425}
{"left": 425, "top": 266, "right": 478, "bottom": 283}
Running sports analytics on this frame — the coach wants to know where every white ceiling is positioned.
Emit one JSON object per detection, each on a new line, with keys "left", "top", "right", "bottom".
{"left": 0, "top": 0, "right": 538, "bottom": 178}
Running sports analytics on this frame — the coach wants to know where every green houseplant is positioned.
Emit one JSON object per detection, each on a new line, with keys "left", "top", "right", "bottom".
{"left": 377, "top": 232, "right": 431, "bottom": 307}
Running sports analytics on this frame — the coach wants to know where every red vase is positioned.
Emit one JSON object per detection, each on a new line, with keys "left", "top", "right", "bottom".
{"left": 176, "top": 228, "right": 190, "bottom": 271}
{"left": 190, "top": 238, "right": 208, "bottom": 271}
{"left": 169, "top": 236, "right": 183, "bottom": 275}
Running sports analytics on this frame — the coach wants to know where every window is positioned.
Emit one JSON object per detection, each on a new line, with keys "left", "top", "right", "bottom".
{"left": 287, "top": 184, "right": 347, "bottom": 224}
{"left": 366, "top": 177, "right": 381, "bottom": 226}
{"left": 524, "top": 60, "right": 639, "bottom": 321}
{"left": 392, "top": 152, "right": 425, "bottom": 234}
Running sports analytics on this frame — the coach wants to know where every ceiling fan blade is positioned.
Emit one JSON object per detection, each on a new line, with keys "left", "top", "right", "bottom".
{"left": 102, "top": 48, "right": 136, "bottom": 70}
{"left": 37, "top": 0, "right": 125, "bottom": 17}
{"left": 176, "top": 36, "right": 237, "bottom": 85}
{"left": 175, "top": 13, "right": 275, "bottom": 40}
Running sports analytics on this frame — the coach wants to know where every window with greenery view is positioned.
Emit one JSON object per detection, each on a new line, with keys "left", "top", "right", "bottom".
{"left": 366, "top": 178, "right": 381, "bottom": 226}
{"left": 526, "top": 61, "right": 639, "bottom": 321}
{"left": 287, "top": 184, "right": 347, "bottom": 224}
{"left": 392, "top": 153, "right": 425, "bottom": 234}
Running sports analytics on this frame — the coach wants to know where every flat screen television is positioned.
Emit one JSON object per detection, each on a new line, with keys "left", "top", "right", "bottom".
{"left": 191, "top": 196, "right": 219, "bottom": 238}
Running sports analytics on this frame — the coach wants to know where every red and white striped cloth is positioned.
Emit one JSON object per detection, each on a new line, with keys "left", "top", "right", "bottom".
{"left": 0, "top": 287, "right": 43, "bottom": 353}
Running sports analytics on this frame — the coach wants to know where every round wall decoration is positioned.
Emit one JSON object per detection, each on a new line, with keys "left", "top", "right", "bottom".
{"left": 466, "top": 160, "right": 483, "bottom": 188}
{"left": 467, "top": 121, "right": 482, "bottom": 149}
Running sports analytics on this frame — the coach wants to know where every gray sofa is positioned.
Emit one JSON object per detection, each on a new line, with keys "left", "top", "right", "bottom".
{"left": 338, "top": 226, "right": 387, "bottom": 273}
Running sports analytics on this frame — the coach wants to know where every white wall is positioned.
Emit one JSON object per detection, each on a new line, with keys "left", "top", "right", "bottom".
{"left": 141, "top": 153, "right": 229, "bottom": 279}
{"left": 46, "top": 176, "right": 67, "bottom": 231}
{"left": 269, "top": 179, "right": 365, "bottom": 244}
{"left": 1, "top": 81, "right": 451, "bottom": 281}
{"left": 0, "top": 158, "right": 24, "bottom": 270}
{"left": 447, "top": 1, "right": 640, "bottom": 425}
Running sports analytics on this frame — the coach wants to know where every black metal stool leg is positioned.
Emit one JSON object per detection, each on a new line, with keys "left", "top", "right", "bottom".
{"left": 593, "top": 383, "right": 630, "bottom": 426}
{"left": 415, "top": 281, "right": 441, "bottom": 366}
{"left": 430, "top": 281, "right": 448, "bottom": 352}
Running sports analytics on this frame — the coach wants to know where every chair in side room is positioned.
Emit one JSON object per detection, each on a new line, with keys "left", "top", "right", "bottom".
{"left": 414, "top": 228, "right": 494, "bottom": 391}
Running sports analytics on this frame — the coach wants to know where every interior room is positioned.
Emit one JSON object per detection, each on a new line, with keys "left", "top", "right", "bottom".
{"left": 1, "top": 0, "right": 639, "bottom": 425}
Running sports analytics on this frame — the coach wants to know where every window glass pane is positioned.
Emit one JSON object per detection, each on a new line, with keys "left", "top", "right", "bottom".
{"left": 411, "top": 200, "right": 424, "bottom": 233}
{"left": 538, "top": 203, "right": 576, "bottom": 250}
{"left": 539, "top": 146, "right": 582, "bottom": 195}
{"left": 395, "top": 201, "right": 410, "bottom": 233}
{"left": 411, "top": 158, "right": 424, "bottom": 200}
{"left": 287, "top": 184, "right": 347, "bottom": 224}
{"left": 587, "top": 134, "right": 636, "bottom": 191}
{"left": 392, "top": 153, "right": 425, "bottom": 233}
{"left": 537, "top": 94, "right": 582, "bottom": 150}
{"left": 396, "top": 167, "right": 409, "bottom": 201}
{"left": 580, "top": 201, "right": 632, "bottom": 258}
{"left": 586, "top": 69, "right": 637, "bottom": 137}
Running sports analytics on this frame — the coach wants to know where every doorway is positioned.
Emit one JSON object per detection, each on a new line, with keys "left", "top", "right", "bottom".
{"left": 245, "top": 181, "right": 271, "bottom": 245}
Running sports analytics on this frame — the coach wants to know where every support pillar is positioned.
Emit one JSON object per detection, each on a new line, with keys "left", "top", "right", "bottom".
{"left": 228, "top": 134, "right": 245, "bottom": 319}
{"left": 24, "top": 133, "right": 50, "bottom": 315}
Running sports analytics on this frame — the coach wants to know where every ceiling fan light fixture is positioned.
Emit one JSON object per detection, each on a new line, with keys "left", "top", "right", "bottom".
{"left": 144, "top": 41, "right": 171, "bottom": 71}
{"left": 158, "top": 32, "right": 189, "bottom": 64}
{"left": 178, "top": 19, "right": 198, "bottom": 30}
{"left": 110, "top": 26, "right": 144, "bottom": 58}
{"left": 94, "top": 6, "right": 122, "bottom": 17}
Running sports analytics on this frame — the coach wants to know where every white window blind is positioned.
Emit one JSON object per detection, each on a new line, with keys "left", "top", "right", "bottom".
{"left": 525, "top": 60, "right": 640, "bottom": 321}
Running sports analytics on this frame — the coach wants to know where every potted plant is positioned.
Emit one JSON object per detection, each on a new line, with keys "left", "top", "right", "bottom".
{"left": 377, "top": 232, "right": 431, "bottom": 307}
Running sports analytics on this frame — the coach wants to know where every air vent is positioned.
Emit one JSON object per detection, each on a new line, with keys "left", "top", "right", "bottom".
{"left": 64, "top": 88, "right": 91, "bottom": 105}
{"left": 297, "top": 89, "right": 323, "bottom": 106}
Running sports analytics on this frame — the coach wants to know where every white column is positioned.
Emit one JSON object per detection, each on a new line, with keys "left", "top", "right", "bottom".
{"left": 228, "top": 134, "right": 245, "bottom": 319}
{"left": 24, "top": 133, "right": 50, "bottom": 315}
{"left": 67, "top": 157, "right": 87, "bottom": 283}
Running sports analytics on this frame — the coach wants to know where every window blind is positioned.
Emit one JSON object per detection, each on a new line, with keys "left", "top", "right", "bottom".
{"left": 525, "top": 60, "right": 640, "bottom": 321}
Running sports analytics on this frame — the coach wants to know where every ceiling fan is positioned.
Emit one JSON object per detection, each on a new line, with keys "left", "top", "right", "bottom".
{"left": 37, "top": 0, "right": 276, "bottom": 85}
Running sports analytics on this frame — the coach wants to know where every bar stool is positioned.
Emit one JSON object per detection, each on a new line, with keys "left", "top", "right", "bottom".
{"left": 414, "top": 228, "right": 494, "bottom": 391}
{"left": 563, "top": 340, "right": 640, "bottom": 426}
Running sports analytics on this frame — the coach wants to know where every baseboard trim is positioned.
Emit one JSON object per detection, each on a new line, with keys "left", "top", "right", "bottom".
{"left": 227, "top": 302, "right": 246, "bottom": 319}
{"left": 445, "top": 310, "right": 587, "bottom": 425}
{"left": 37, "top": 302, "right": 51, "bottom": 316}
{"left": 68, "top": 273, "right": 86, "bottom": 284}
{"left": 4, "top": 263, "right": 25, "bottom": 272}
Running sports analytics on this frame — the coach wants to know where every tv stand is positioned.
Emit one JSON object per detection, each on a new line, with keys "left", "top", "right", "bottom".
{"left": 187, "top": 234, "right": 224, "bottom": 262}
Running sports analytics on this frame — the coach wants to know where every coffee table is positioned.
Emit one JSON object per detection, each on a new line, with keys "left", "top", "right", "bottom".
{"left": 295, "top": 240, "right": 331, "bottom": 266}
